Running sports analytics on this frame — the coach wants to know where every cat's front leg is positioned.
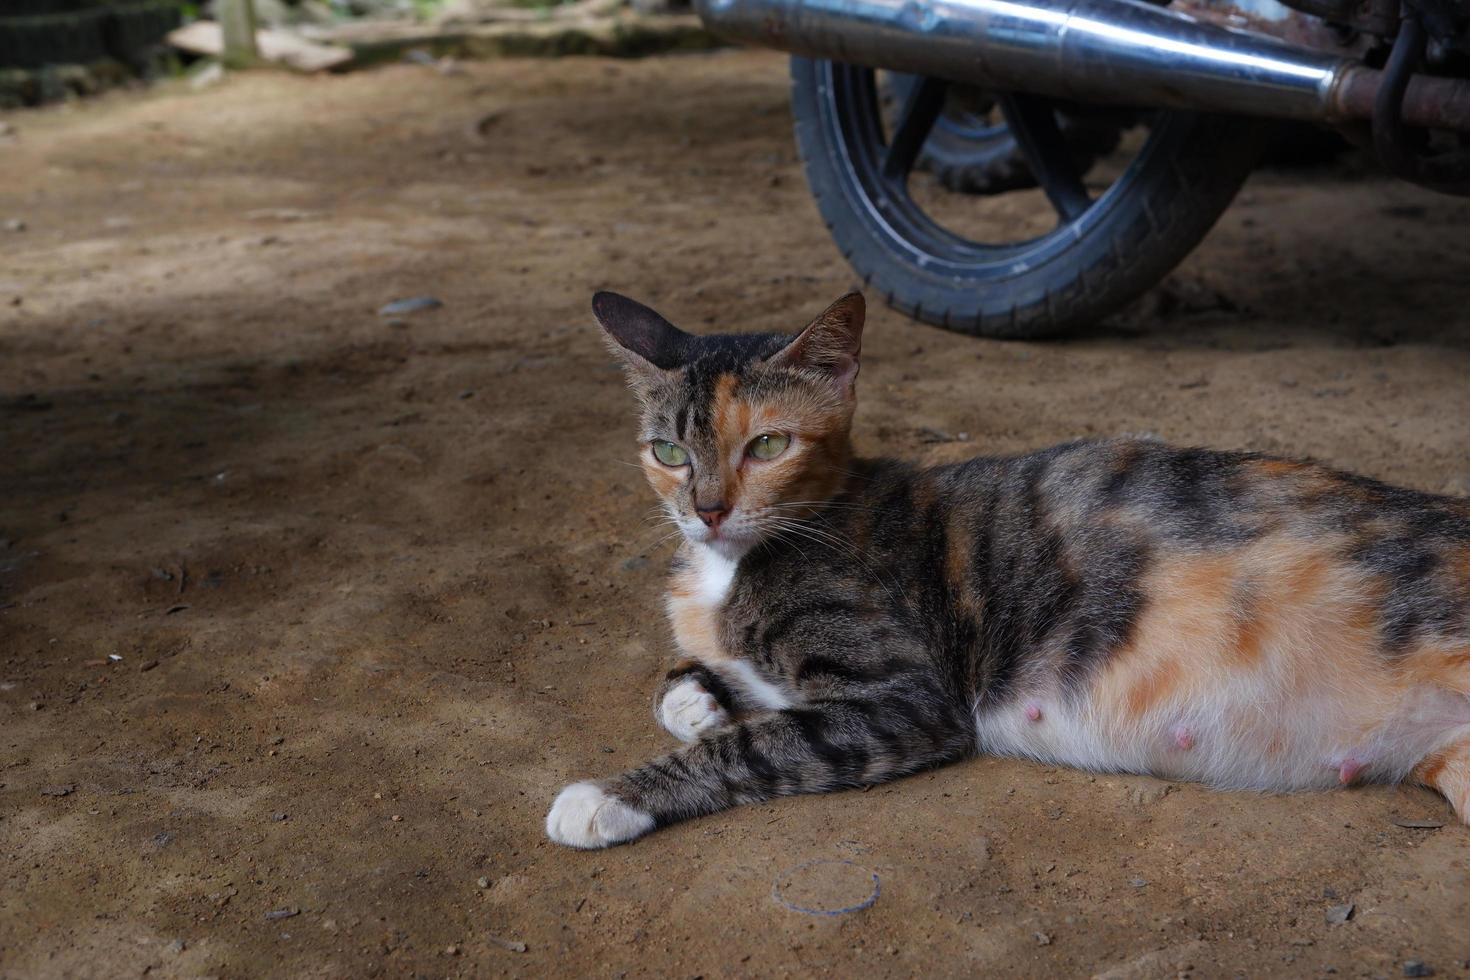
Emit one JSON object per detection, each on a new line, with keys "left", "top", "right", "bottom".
{"left": 655, "top": 661, "right": 736, "bottom": 742}
{"left": 548, "top": 681, "right": 973, "bottom": 849}
{"left": 654, "top": 659, "right": 795, "bottom": 743}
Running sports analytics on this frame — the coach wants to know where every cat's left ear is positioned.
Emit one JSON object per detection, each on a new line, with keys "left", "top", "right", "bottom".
{"left": 767, "top": 292, "right": 865, "bottom": 393}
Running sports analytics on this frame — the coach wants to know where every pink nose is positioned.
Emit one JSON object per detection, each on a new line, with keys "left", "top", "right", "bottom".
{"left": 695, "top": 504, "right": 728, "bottom": 529}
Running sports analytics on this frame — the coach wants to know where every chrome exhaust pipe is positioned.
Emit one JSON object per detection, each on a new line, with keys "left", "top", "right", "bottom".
{"left": 694, "top": 0, "right": 1470, "bottom": 130}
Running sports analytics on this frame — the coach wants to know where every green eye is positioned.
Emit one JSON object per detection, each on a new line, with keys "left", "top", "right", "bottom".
{"left": 651, "top": 440, "right": 689, "bottom": 467}
{"left": 748, "top": 433, "right": 790, "bottom": 460}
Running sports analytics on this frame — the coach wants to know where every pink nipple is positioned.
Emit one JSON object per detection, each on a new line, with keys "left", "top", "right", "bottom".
{"left": 1337, "top": 757, "right": 1367, "bottom": 785}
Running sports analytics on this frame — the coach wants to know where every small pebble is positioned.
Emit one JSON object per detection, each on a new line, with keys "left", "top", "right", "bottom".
{"left": 1034, "top": 931, "right": 1052, "bottom": 946}
{"left": 445, "top": 945, "right": 459, "bottom": 956}
{"left": 165, "top": 938, "right": 186, "bottom": 954}
{"left": 1403, "top": 961, "right": 1434, "bottom": 978}
{"left": 273, "top": 812, "right": 288, "bottom": 822}
{"left": 391, "top": 814, "right": 402, "bottom": 822}
{"left": 378, "top": 296, "right": 442, "bottom": 317}
{"left": 139, "top": 659, "right": 159, "bottom": 672}
{"left": 477, "top": 876, "right": 490, "bottom": 889}
{"left": 3, "top": 219, "right": 25, "bottom": 232}
{"left": 264, "top": 908, "right": 299, "bottom": 921}
{"left": 1129, "top": 877, "right": 1147, "bottom": 888}
{"left": 1325, "top": 903, "right": 1354, "bottom": 925}
{"left": 40, "top": 784, "right": 75, "bottom": 797}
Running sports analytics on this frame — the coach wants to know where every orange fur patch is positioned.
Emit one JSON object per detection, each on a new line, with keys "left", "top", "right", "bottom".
{"left": 1413, "top": 751, "right": 1449, "bottom": 786}
{"left": 1400, "top": 644, "right": 1470, "bottom": 695}
{"left": 1254, "top": 459, "right": 1308, "bottom": 478}
{"left": 643, "top": 455, "right": 687, "bottom": 498}
{"left": 1451, "top": 548, "right": 1470, "bottom": 588}
{"left": 668, "top": 596, "right": 726, "bottom": 662}
{"left": 1097, "top": 535, "right": 1384, "bottom": 727}
{"left": 1229, "top": 586, "right": 1268, "bottom": 667}
{"left": 1125, "top": 659, "right": 1183, "bottom": 718}
{"left": 1413, "top": 739, "right": 1470, "bottom": 823}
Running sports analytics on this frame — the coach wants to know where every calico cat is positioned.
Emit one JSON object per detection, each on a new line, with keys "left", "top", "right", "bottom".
{"left": 544, "top": 290, "right": 1470, "bottom": 849}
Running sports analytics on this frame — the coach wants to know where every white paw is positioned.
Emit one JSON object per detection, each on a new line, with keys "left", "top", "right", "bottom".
{"left": 659, "top": 677, "right": 730, "bottom": 742}
{"left": 545, "top": 781, "right": 654, "bottom": 849}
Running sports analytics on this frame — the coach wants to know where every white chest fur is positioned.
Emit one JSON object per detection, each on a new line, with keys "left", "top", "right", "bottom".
{"left": 665, "top": 546, "right": 795, "bottom": 711}
{"left": 689, "top": 548, "right": 738, "bottom": 605}
{"left": 665, "top": 546, "right": 738, "bottom": 662}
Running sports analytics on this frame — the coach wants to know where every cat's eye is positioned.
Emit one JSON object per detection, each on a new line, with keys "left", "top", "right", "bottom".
{"left": 747, "top": 433, "right": 790, "bottom": 461}
{"left": 651, "top": 440, "right": 689, "bottom": 467}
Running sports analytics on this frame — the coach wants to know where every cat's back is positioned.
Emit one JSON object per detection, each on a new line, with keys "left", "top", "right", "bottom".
{"left": 929, "top": 435, "right": 1470, "bottom": 555}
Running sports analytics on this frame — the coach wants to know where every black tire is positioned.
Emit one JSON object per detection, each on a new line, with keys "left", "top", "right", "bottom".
{"left": 884, "top": 74, "right": 1131, "bottom": 195}
{"left": 791, "top": 58, "right": 1267, "bottom": 338}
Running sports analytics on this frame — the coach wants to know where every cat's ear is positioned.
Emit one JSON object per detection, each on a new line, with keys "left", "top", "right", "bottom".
{"left": 767, "top": 292, "right": 865, "bottom": 392}
{"left": 591, "top": 291, "right": 692, "bottom": 381}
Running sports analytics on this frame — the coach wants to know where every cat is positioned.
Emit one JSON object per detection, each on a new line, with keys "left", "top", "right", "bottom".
{"left": 544, "top": 290, "right": 1470, "bottom": 849}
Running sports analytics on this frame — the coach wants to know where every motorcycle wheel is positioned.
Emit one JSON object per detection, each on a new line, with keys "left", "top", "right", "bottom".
{"left": 791, "top": 58, "right": 1267, "bottom": 338}
{"left": 882, "top": 74, "right": 1131, "bottom": 196}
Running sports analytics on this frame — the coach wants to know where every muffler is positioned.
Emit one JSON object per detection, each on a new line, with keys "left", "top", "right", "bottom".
{"left": 694, "top": 0, "right": 1470, "bottom": 131}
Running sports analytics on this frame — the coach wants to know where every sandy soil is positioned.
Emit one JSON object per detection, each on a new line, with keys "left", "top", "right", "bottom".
{"left": 2, "top": 49, "right": 1469, "bottom": 979}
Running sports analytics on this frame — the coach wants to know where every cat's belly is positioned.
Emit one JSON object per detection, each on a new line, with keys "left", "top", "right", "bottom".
{"left": 973, "top": 540, "right": 1470, "bottom": 791}
{"left": 974, "top": 672, "right": 1470, "bottom": 792}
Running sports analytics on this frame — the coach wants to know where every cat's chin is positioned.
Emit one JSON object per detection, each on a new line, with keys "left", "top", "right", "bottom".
{"left": 690, "top": 532, "right": 757, "bottom": 563}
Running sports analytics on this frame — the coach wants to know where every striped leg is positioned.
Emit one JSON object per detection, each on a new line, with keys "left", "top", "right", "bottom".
{"left": 548, "top": 680, "right": 972, "bottom": 848}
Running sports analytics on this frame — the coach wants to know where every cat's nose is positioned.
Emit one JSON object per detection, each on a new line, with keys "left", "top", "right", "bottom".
{"left": 695, "top": 502, "right": 729, "bottom": 529}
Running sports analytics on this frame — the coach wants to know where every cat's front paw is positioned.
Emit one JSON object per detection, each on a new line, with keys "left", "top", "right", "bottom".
{"left": 659, "top": 677, "right": 730, "bottom": 742}
{"left": 545, "top": 781, "right": 654, "bottom": 849}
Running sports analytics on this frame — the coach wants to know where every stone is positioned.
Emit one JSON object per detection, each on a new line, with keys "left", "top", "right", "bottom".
{"left": 378, "top": 297, "right": 443, "bottom": 316}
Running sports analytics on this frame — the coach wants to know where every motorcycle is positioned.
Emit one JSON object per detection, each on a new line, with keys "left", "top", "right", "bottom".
{"left": 693, "top": 0, "right": 1470, "bottom": 337}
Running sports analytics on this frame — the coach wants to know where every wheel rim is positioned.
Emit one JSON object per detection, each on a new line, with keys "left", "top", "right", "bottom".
{"left": 820, "top": 62, "right": 1168, "bottom": 280}
{"left": 885, "top": 75, "right": 1014, "bottom": 148}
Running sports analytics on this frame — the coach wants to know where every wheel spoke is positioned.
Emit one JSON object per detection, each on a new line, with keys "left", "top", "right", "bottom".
{"left": 998, "top": 93, "right": 1092, "bottom": 222}
{"left": 882, "top": 75, "right": 948, "bottom": 184}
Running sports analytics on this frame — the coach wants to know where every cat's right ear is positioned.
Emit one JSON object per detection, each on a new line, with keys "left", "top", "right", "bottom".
{"left": 591, "top": 292, "right": 691, "bottom": 383}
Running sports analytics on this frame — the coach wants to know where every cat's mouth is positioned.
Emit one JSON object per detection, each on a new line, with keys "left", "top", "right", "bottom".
{"left": 682, "top": 516, "right": 758, "bottom": 557}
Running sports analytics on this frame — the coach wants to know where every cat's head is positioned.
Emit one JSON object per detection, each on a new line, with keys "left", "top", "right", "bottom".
{"left": 593, "top": 291, "right": 865, "bottom": 560}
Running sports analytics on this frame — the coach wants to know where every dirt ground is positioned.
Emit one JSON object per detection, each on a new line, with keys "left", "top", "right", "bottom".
{"left": 2, "top": 48, "right": 1469, "bottom": 979}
